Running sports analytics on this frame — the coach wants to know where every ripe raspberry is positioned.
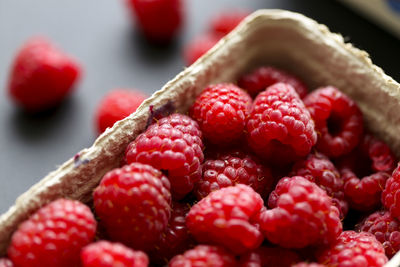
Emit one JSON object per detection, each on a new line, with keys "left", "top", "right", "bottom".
{"left": 318, "top": 231, "right": 388, "bottom": 267}
{"left": 246, "top": 83, "right": 317, "bottom": 164}
{"left": 124, "top": 113, "right": 204, "bottom": 199}
{"left": 239, "top": 246, "right": 301, "bottom": 267}
{"left": 290, "top": 153, "right": 348, "bottom": 218}
{"left": 7, "top": 37, "right": 81, "bottom": 112}
{"left": 357, "top": 211, "right": 400, "bottom": 258}
{"left": 148, "top": 202, "right": 195, "bottom": 265}
{"left": 183, "top": 33, "right": 220, "bottom": 66}
{"left": 8, "top": 199, "right": 96, "bottom": 267}
{"left": 238, "top": 66, "right": 308, "bottom": 98}
{"left": 303, "top": 86, "right": 363, "bottom": 158}
{"left": 210, "top": 10, "right": 251, "bottom": 36}
{"left": 195, "top": 150, "right": 274, "bottom": 199}
{"left": 126, "top": 0, "right": 182, "bottom": 43}
{"left": 81, "top": 241, "right": 148, "bottom": 267}
{"left": 258, "top": 176, "right": 342, "bottom": 248}
{"left": 339, "top": 134, "right": 395, "bottom": 211}
{"left": 169, "top": 245, "right": 237, "bottom": 267}
{"left": 0, "top": 259, "right": 13, "bottom": 267}
{"left": 95, "top": 89, "right": 147, "bottom": 134}
{"left": 292, "top": 263, "right": 324, "bottom": 267}
{"left": 382, "top": 164, "right": 400, "bottom": 220}
{"left": 93, "top": 162, "right": 171, "bottom": 251}
{"left": 186, "top": 184, "right": 264, "bottom": 254}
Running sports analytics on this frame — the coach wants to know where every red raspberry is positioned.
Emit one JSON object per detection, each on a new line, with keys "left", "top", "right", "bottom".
{"left": 81, "top": 241, "right": 148, "bottom": 267}
{"left": 183, "top": 33, "right": 220, "bottom": 66}
{"left": 238, "top": 66, "right": 308, "bottom": 98}
{"left": 303, "top": 86, "right": 363, "bottom": 158}
{"left": 195, "top": 150, "right": 274, "bottom": 199}
{"left": 382, "top": 164, "right": 400, "bottom": 220}
{"left": 239, "top": 246, "right": 301, "bottom": 267}
{"left": 148, "top": 202, "right": 195, "bottom": 265}
{"left": 126, "top": 0, "right": 182, "bottom": 43}
{"left": 8, "top": 199, "right": 96, "bottom": 267}
{"left": 357, "top": 211, "right": 400, "bottom": 258}
{"left": 210, "top": 10, "right": 251, "bottom": 36}
{"left": 124, "top": 113, "right": 204, "bottom": 199}
{"left": 0, "top": 259, "right": 13, "bottom": 267}
{"left": 169, "top": 245, "right": 237, "bottom": 267}
{"left": 95, "top": 89, "right": 147, "bottom": 134}
{"left": 93, "top": 163, "right": 171, "bottom": 251}
{"left": 339, "top": 134, "right": 395, "bottom": 211}
{"left": 7, "top": 37, "right": 81, "bottom": 112}
{"left": 318, "top": 231, "right": 388, "bottom": 267}
{"left": 258, "top": 176, "right": 342, "bottom": 248}
{"left": 292, "top": 263, "right": 325, "bottom": 267}
{"left": 186, "top": 184, "right": 264, "bottom": 254}
{"left": 246, "top": 83, "right": 317, "bottom": 164}
{"left": 290, "top": 153, "right": 348, "bottom": 218}
{"left": 190, "top": 83, "right": 252, "bottom": 145}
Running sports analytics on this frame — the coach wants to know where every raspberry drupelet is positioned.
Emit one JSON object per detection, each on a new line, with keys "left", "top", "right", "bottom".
{"left": 290, "top": 153, "right": 347, "bottom": 218}
{"left": 186, "top": 184, "right": 264, "bottom": 254}
{"left": 238, "top": 66, "right": 308, "bottom": 98}
{"left": 124, "top": 113, "right": 204, "bottom": 199}
{"left": 357, "top": 210, "right": 400, "bottom": 258}
{"left": 318, "top": 231, "right": 388, "bottom": 267}
{"left": 382, "top": 164, "right": 400, "bottom": 220}
{"left": 81, "top": 241, "right": 149, "bottom": 267}
{"left": 258, "top": 176, "right": 342, "bottom": 248}
{"left": 339, "top": 134, "right": 396, "bottom": 211}
{"left": 246, "top": 83, "right": 317, "bottom": 164}
{"left": 194, "top": 150, "right": 274, "bottom": 199}
{"left": 169, "top": 245, "right": 237, "bottom": 267}
{"left": 303, "top": 86, "right": 363, "bottom": 158}
{"left": 239, "top": 246, "right": 301, "bottom": 267}
{"left": 190, "top": 83, "right": 252, "bottom": 145}
{"left": 8, "top": 199, "right": 96, "bottom": 267}
{"left": 93, "top": 163, "right": 171, "bottom": 251}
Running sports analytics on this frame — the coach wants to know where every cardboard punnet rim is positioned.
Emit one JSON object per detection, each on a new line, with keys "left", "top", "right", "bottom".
{"left": 1, "top": 9, "right": 400, "bottom": 265}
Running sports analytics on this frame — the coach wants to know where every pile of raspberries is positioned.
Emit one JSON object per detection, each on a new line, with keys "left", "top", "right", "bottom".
{"left": 3, "top": 66, "right": 400, "bottom": 267}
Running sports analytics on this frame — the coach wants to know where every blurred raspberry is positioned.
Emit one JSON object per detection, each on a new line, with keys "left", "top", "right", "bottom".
{"left": 239, "top": 246, "right": 301, "bottom": 267}
{"left": 210, "top": 10, "right": 251, "bottom": 35}
{"left": 95, "top": 89, "right": 147, "bottom": 134}
{"left": 8, "top": 37, "right": 81, "bottom": 112}
{"left": 382, "top": 164, "right": 400, "bottom": 220}
{"left": 184, "top": 33, "right": 220, "bottom": 66}
{"left": 238, "top": 66, "right": 308, "bottom": 98}
{"left": 0, "top": 259, "right": 13, "bottom": 267}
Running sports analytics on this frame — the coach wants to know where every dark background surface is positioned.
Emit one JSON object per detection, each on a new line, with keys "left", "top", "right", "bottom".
{"left": 0, "top": 0, "right": 399, "bottom": 214}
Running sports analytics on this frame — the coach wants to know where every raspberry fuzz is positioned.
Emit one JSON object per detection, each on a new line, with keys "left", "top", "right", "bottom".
{"left": 246, "top": 83, "right": 317, "bottom": 164}
{"left": 124, "top": 113, "right": 204, "bottom": 199}
{"left": 186, "top": 184, "right": 264, "bottom": 254}
{"left": 93, "top": 163, "right": 171, "bottom": 251}
{"left": 8, "top": 199, "right": 96, "bottom": 267}
{"left": 190, "top": 83, "right": 252, "bottom": 145}
{"left": 239, "top": 246, "right": 301, "bottom": 267}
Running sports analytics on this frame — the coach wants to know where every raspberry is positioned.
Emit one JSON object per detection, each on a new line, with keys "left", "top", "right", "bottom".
{"left": 210, "top": 10, "right": 251, "bottom": 36}
{"left": 93, "top": 163, "right": 171, "bottom": 251}
{"left": 186, "top": 184, "right": 264, "bottom": 254}
{"left": 292, "top": 263, "right": 324, "bottom": 267}
{"left": 195, "top": 150, "right": 274, "bottom": 199}
{"left": 124, "top": 113, "right": 204, "bottom": 199}
{"left": 169, "top": 245, "right": 237, "bottom": 267}
{"left": 339, "top": 134, "right": 395, "bottom": 211}
{"left": 258, "top": 176, "right": 342, "bottom": 248}
{"left": 81, "top": 241, "right": 148, "bottom": 267}
{"left": 0, "top": 259, "right": 13, "bottom": 267}
{"left": 246, "top": 83, "right": 317, "bottom": 164}
{"left": 239, "top": 246, "right": 301, "bottom": 267}
{"left": 318, "top": 231, "right": 388, "bottom": 267}
{"left": 7, "top": 37, "right": 81, "bottom": 112}
{"left": 183, "top": 33, "right": 220, "bottom": 66}
{"left": 357, "top": 211, "right": 400, "bottom": 258}
{"left": 190, "top": 83, "right": 251, "bottom": 145}
{"left": 95, "top": 89, "right": 147, "bottom": 134}
{"left": 126, "top": 0, "right": 182, "bottom": 43}
{"left": 290, "top": 153, "right": 348, "bottom": 218}
{"left": 382, "top": 164, "right": 400, "bottom": 220}
{"left": 148, "top": 202, "right": 195, "bottom": 265}
{"left": 238, "top": 66, "right": 308, "bottom": 98}
{"left": 8, "top": 199, "right": 96, "bottom": 267}
{"left": 303, "top": 86, "right": 363, "bottom": 157}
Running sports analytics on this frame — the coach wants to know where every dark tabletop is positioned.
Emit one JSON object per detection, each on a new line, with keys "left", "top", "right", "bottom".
{"left": 0, "top": 0, "right": 399, "bottom": 214}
